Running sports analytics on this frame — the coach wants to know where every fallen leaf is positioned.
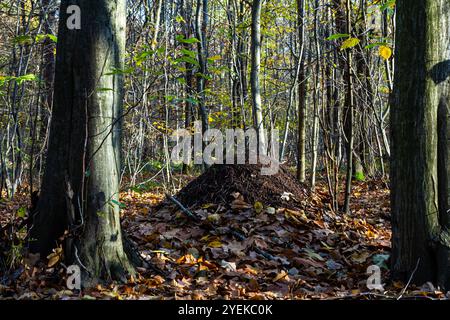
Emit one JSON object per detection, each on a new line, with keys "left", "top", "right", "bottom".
{"left": 272, "top": 270, "right": 288, "bottom": 282}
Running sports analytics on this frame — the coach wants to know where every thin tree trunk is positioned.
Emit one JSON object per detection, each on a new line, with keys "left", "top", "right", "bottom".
{"left": 195, "top": 0, "right": 209, "bottom": 135}
{"left": 250, "top": 0, "right": 266, "bottom": 151}
{"left": 310, "top": 0, "right": 320, "bottom": 190}
{"left": 296, "top": 0, "right": 306, "bottom": 182}
{"left": 343, "top": 0, "right": 354, "bottom": 214}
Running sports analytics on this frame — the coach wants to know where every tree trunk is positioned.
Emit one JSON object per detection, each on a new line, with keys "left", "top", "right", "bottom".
{"left": 195, "top": 0, "right": 209, "bottom": 135}
{"left": 343, "top": 0, "right": 354, "bottom": 214}
{"left": 30, "top": 0, "right": 134, "bottom": 286}
{"left": 391, "top": 0, "right": 450, "bottom": 287}
{"left": 181, "top": 0, "right": 195, "bottom": 174}
{"left": 151, "top": 0, "right": 162, "bottom": 51}
{"left": 310, "top": 0, "right": 320, "bottom": 190}
{"left": 250, "top": 0, "right": 266, "bottom": 151}
{"left": 296, "top": 0, "right": 307, "bottom": 183}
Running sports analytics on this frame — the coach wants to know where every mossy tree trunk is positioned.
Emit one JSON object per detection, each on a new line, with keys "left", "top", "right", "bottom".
{"left": 30, "top": 0, "right": 134, "bottom": 286}
{"left": 391, "top": 0, "right": 450, "bottom": 287}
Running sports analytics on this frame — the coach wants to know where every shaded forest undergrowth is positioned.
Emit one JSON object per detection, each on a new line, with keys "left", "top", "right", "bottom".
{"left": 0, "top": 166, "right": 445, "bottom": 299}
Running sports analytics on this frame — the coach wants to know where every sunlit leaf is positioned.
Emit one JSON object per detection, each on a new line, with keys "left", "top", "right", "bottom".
{"left": 340, "top": 37, "right": 360, "bottom": 50}
{"left": 379, "top": 45, "right": 392, "bottom": 60}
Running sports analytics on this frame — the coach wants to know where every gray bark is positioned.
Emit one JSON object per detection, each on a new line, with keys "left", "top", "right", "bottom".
{"left": 250, "top": 0, "right": 266, "bottom": 150}
{"left": 30, "top": 0, "right": 134, "bottom": 286}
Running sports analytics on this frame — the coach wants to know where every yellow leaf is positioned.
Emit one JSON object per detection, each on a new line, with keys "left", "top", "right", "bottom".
{"left": 176, "top": 254, "right": 197, "bottom": 265}
{"left": 207, "top": 240, "right": 223, "bottom": 248}
{"left": 340, "top": 37, "right": 360, "bottom": 50}
{"left": 207, "top": 213, "right": 221, "bottom": 223}
{"left": 200, "top": 235, "right": 211, "bottom": 242}
{"left": 46, "top": 247, "right": 63, "bottom": 268}
{"left": 379, "top": 45, "right": 392, "bottom": 60}
{"left": 47, "top": 254, "right": 60, "bottom": 268}
{"left": 365, "top": 230, "right": 377, "bottom": 239}
{"left": 272, "top": 270, "right": 288, "bottom": 282}
{"left": 254, "top": 201, "right": 264, "bottom": 214}
{"left": 208, "top": 55, "right": 221, "bottom": 61}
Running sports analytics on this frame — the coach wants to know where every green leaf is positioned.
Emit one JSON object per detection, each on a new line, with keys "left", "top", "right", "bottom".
{"left": 380, "top": 0, "right": 395, "bottom": 12}
{"left": 48, "top": 34, "right": 58, "bottom": 43}
{"left": 17, "top": 207, "right": 27, "bottom": 218}
{"left": 134, "top": 50, "right": 155, "bottom": 66}
{"left": 175, "top": 56, "right": 200, "bottom": 67}
{"left": 106, "top": 67, "right": 135, "bottom": 75}
{"left": 35, "top": 34, "right": 58, "bottom": 43}
{"left": 176, "top": 35, "right": 200, "bottom": 44}
{"left": 15, "top": 74, "right": 38, "bottom": 85}
{"left": 111, "top": 199, "right": 126, "bottom": 209}
{"left": 13, "top": 35, "right": 33, "bottom": 45}
{"left": 326, "top": 33, "right": 350, "bottom": 41}
{"left": 364, "top": 42, "right": 388, "bottom": 50}
{"left": 176, "top": 77, "right": 186, "bottom": 85}
{"left": 165, "top": 95, "right": 176, "bottom": 102}
{"left": 182, "top": 37, "right": 201, "bottom": 44}
{"left": 354, "top": 171, "right": 365, "bottom": 181}
{"left": 180, "top": 48, "right": 196, "bottom": 58}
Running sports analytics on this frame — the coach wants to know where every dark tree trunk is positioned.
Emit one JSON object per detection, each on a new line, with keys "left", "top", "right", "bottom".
{"left": 296, "top": 0, "right": 306, "bottom": 183}
{"left": 342, "top": 0, "right": 354, "bottom": 214}
{"left": 391, "top": 0, "right": 450, "bottom": 287}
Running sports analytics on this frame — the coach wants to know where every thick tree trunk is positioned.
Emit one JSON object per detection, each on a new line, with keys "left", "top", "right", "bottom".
{"left": 391, "top": 0, "right": 450, "bottom": 287}
{"left": 30, "top": 0, "right": 134, "bottom": 286}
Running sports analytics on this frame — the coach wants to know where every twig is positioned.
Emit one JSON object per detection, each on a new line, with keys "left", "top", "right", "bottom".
{"left": 397, "top": 258, "right": 420, "bottom": 300}
{"left": 166, "top": 194, "right": 201, "bottom": 222}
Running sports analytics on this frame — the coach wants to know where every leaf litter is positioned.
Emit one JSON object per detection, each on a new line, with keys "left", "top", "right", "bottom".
{"left": 0, "top": 165, "right": 446, "bottom": 300}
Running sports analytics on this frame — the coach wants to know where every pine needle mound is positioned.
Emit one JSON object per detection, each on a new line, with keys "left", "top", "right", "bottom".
{"left": 175, "top": 164, "right": 308, "bottom": 209}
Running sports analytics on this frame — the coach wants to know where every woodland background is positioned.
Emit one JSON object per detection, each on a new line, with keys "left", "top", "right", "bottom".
{"left": 0, "top": 0, "right": 448, "bottom": 300}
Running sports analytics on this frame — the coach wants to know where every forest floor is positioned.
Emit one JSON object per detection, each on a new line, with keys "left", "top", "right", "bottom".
{"left": 0, "top": 166, "right": 447, "bottom": 300}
